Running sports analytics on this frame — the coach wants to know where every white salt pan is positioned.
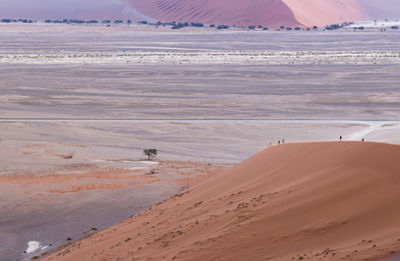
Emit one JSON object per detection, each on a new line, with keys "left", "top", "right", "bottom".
{"left": 26, "top": 241, "right": 40, "bottom": 253}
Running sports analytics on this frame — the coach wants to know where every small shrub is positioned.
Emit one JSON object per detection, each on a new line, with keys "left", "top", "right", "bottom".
{"left": 144, "top": 149, "right": 158, "bottom": 160}
{"left": 147, "top": 169, "right": 157, "bottom": 175}
{"left": 191, "top": 22, "right": 204, "bottom": 27}
{"left": 69, "top": 19, "right": 85, "bottom": 24}
{"left": 63, "top": 152, "right": 73, "bottom": 159}
{"left": 217, "top": 25, "right": 229, "bottom": 30}
{"left": 325, "top": 24, "right": 342, "bottom": 30}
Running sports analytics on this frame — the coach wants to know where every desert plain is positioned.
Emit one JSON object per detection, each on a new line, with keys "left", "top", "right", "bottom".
{"left": 0, "top": 24, "right": 400, "bottom": 260}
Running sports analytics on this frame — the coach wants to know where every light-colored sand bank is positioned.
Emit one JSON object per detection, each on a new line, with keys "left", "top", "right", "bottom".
{"left": 45, "top": 142, "right": 400, "bottom": 260}
{"left": 1, "top": 50, "right": 400, "bottom": 65}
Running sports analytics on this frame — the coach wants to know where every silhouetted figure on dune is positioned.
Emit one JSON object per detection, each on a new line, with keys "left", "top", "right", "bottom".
{"left": 362, "top": 138, "right": 365, "bottom": 142}
{"left": 340, "top": 136, "right": 342, "bottom": 141}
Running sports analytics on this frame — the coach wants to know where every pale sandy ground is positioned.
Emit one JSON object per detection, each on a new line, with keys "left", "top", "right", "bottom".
{"left": 1, "top": 24, "right": 400, "bottom": 53}
{"left": 1, "top": 64, "right": 400, "bottom": 120}
{"left": 1, "top": 25, "right": 400, "bottom": 261}
{"left": 0, "top": 120, "right": 400, "bottom": 167}
{"left": 43, "top": 142, "right": 400, "bottom": 261}
{"left": 350, "top": 20, "right": 400, "bottom": 28}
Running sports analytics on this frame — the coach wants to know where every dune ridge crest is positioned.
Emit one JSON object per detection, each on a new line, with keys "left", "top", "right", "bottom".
{"left": 46, "top": 142, "right": 400, "bottom": 260}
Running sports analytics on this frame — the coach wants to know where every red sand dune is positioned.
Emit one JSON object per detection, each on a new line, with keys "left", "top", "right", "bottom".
{"left": 128, "top": 0, "right": 364, "bottom": 27}
{"left": 45, "top": 142, "right": 400, "bottom": 260}
{"left": 129, "top": 0, "right": 300, "bottom": 27}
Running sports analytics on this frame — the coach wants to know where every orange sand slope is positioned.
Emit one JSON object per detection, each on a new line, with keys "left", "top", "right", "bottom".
{"left": 46, "top": 142, "right": 400, "bottom": 261}
{"left": 128, "top": 0, "right": 364, "bottom": 27}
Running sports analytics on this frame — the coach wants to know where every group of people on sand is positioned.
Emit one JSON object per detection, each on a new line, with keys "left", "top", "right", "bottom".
{"left": 268, "top": 136, "right": 366, "bottom": 148}
{"left": 340, "top": 136, "right": 365, "bottom": 142}
{"left": 267, "top": 139, "right": 285, "bottom": 147}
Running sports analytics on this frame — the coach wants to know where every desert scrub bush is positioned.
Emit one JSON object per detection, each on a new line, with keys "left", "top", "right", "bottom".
{"left": 144, "top": 149, "right": 158, "bottom": 160}
{"left": 63, "top": 152, "right": 73, "bottom": 159}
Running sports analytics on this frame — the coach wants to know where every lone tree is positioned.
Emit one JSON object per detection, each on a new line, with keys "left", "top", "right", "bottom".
{"left": 144, "top": 149, "right": 158, "bottom": 160}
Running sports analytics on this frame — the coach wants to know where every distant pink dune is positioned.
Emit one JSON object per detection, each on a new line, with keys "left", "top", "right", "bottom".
{"left": 128, "top": 0, "right": 365, "bottom": 27}
{"left": 129, "top": 0, "right": 300, "bottom": 27}
{"left": 1, "top": 0, "right": 398, "bottom": 27}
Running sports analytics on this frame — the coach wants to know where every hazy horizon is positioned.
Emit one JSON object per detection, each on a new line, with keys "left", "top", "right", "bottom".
{"left": 0, "top": 0, "right": 152, "bottom": 20}
{"left": 360, "top": 0, "right": 400, "bottom": 19}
